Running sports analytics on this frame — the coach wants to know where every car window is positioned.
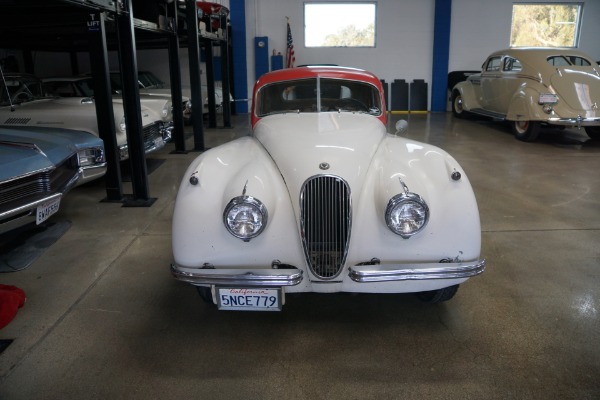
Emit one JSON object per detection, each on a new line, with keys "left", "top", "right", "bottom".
{"left": 503, "top": 57, "right": 522, "bottom": 72}
{"left": 257, "top": 77, "right": 381, "bottom": 116}
{"left": 566, "top": 56, "right": 591, "bottom": 66}
{"left": 43, "top": 81, "right": 77, "bottom": 97}
{"left": 75, "top": 79, "right": 95, "bottom": 97}
{"left": 547, "top": 55, "right": 592, "bottom": 67}
{"left": 547, "top": 56, "right": 571, "bottom": 66}
{"left": 0, "top": 76, "right": 46, "bottom": 105}
{"left": 138, "top": 71, "right": 165, "bottom": 88}
{"left": 485, "top": 57, "right": 502, "bottom": 72}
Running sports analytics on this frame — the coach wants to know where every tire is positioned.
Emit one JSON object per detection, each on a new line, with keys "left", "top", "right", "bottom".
{"left": 585, "top": 126, "right": 600, "bottom": 139}
{"left": 417, "top": 284, "right": 459, "bottom": 304}
{"left": 451, "top": 91, "right": 465, "bottom": 118}
{"left": 512, "top": 120, "right": 540, "bottom": 142}
{"left": 196, "top": 286, "right": 214, "bottom": 304}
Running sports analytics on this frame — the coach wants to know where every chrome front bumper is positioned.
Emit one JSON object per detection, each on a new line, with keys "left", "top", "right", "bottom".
{"left": 171, "top": 259, "right": 486, "bottom": 286}
{"left": 171, "top": 264, "right": 304, "bottom": 287}
{"left": 348, "top": 260, "right": 486, "bottom": 283}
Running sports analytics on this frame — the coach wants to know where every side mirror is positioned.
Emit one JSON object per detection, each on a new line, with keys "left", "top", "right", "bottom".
{"left": 395, "top": 119, "right": 408, "bottom": 134}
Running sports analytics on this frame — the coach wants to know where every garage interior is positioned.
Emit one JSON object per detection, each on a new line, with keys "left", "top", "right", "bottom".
{"left": 1, "top": 0, "right": 599, "bottom": 399}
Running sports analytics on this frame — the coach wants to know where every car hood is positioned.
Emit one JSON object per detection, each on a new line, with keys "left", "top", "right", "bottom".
{"left": 550, "top": 68, "right": 600, "bottom": 111}
{"left": 254, "top": 113, "right": 386, "bottom": 198}
{"left": 0, "top": 127, "right": 78, "bottom": 181}
{"left": 1, "top": 98, "right": 97, "bottom": 122}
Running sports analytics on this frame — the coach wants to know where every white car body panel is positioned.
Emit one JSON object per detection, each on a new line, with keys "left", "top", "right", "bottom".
{"left": 172, "top": 114, "right": 481, "bottom": 293}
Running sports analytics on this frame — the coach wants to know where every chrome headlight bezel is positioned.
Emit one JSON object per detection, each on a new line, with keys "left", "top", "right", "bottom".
{"left": 162, "top": 101, "right": 172, "bottom": 118}
{"left": 223, "top": 195, "right": 268, "bottom": 241}
{"left": 77, "top": 147, "right": 105, "bottom": 167}
{"left": 385, "top": 192, "right": 429, "bottom": 239}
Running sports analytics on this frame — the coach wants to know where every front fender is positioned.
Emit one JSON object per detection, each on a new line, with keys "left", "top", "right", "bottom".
{"left": 348, "top": 135, "right": 482, "bottom": 264}
{"left": 453, "top": 81, "right": 480, "bottom": 111}
{"left": 172, "top": 137, "right": 305, "bottom": 269}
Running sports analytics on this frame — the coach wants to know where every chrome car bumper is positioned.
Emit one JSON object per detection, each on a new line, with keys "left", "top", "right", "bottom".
{"left": 171, "top": 259, "right": 486, "bottom": 286}
{"left": 171, "top": 264, "right": 304, "bottom": 287}
{"left": 546, "top": 117, "right": 600, "bottom": 127}
{"left": 348, "top": 260, "right": 486, "bottom": 283}
{"left": 79, "top": 163, "right": 107, "bottom": 185}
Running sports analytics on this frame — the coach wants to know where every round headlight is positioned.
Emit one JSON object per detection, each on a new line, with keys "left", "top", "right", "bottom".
{"left": 223, "top": 196, "right": 268, "bottom": 241}
{"left": 385, "top": 192, "right": 429, "bottom": 238}
{"left": 162, "top": 101, "right": 172, "bottom": 118}
{"left": 119, "top": 117, "right": 126, "bottom": 132}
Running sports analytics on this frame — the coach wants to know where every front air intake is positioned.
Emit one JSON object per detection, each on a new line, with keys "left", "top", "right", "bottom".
{"left": 300, "top": 175, "right": 351, "bottom": 279}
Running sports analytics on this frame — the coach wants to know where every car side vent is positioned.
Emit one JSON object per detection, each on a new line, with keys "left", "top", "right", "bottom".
{"left": 3, "top": 118, "right": 31, "bottom": 125}
{"left": 300, "top": 175, "right": 351, "bottom": 280}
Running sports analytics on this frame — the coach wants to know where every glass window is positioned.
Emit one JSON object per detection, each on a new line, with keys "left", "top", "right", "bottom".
{"left": 257, "top": 78, "right": 381, "bottom": 116}
{"left": 485, "top": 57, "right": 502, "bottom": 72}
{"left": 510, "top": 4, "right": 582, "bottom": 47}
{"left": 503, "top": 57, "right": 522, "bottom": 72}
{"left": 547, "top": 55, "right": 592, "bottom": 67}
{"left": 304, "top": 3, "right": 376, "bottom": 47}
{"left": 0, "top": 76, "right": 45, "bottom": 105}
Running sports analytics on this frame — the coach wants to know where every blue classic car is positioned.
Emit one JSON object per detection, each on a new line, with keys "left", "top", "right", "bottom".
{"left": 0, "top": 126, "right": 105, "bottom": 235}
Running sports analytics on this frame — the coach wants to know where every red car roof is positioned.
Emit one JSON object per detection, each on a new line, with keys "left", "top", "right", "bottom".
{"left": 251, "top": 66, "right": 387, "bottom": 127}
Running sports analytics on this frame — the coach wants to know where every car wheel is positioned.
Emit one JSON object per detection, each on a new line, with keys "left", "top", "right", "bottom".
{"left": 512, "top": 120, "right": 540, "bottom": 142}
{"left": 196, "top": 286, "right": 214, "bottom": 304}
{"left": 451, "top": 91, "right": 465, "bottom": 118}
{"left": 585, "top": 126, "right": 600, "bottom": 139}
{"left": 417, "top": 284, "right": 459, "bottom": 303}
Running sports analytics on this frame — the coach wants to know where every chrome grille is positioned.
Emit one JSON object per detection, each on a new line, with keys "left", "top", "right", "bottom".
{"left": 300, "top": 175, "right": 351, "bottom": 279}
{"left": 0, "top": 154, "right": 78, "bottom": 207}
{"left": 143, "top": 122, "right": 163, "bottom": 147}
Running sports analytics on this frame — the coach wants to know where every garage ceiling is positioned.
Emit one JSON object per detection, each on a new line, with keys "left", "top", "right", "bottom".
{"left": 0, "top": 0, "right": 181, "bottom": 52}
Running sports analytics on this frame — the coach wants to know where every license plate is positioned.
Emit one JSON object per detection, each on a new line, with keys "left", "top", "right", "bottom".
{"left": 36, "top": 197, "right": 61, "bottom": 225}
{"left": 217, "top": 288, "right": 282, "bottom": 311}
{"left": 539, "top": 93, "right": 558, "bottom": 104}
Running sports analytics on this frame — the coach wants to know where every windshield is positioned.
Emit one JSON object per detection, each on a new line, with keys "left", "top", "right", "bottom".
{"left": 257, "top": 77, "right": 381, "bottom": 117}
{"left": 1, "top": 75, "right": 48, "bottom": 106}
{"left": 43, "top": 79, "right": 95, "bottom": 97}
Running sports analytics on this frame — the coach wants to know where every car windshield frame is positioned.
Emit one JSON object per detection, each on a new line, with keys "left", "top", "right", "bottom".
{"left": 1, "top": 75, "right": 49, "bottom": 106}
{"left": 256, "top": 77, "right": 382, "bottom": 117}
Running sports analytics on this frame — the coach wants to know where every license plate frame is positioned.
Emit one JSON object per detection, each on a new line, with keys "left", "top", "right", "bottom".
{"left": 36, "top": 197, "right": 61, "bottom": 225}
{"left": 217, "top": 287, "right": 282, "bottom": 311}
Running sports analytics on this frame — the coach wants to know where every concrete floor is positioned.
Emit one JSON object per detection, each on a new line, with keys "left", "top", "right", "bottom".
{"left": 0, "top": 113, "right": 599, "bottom": 399}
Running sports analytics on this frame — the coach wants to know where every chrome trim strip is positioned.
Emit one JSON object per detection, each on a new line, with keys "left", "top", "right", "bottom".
{"left": 171, "top": 264, "right": 303, "bottom": 287}
{"left": 0, "top": 192, "right": 62, "bottom": 221}
{"left": 348, "top": 259, "right": 486, "bottom": 282}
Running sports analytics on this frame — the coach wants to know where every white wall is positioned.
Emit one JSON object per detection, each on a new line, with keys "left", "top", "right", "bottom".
{"left": 244, "top": 0, "right": 435, "bottom": 96}
{"left": 449, "top": 0, "right": 600, "bottom": 72}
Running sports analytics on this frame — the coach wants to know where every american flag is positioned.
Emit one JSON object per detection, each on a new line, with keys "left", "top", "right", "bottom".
{"left": 286, "top": 21, "right": 295, "bottom": 68}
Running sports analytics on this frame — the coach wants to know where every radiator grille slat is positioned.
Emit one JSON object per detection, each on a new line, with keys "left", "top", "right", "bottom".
{"left": 300, "top": 175, "right": 351, "bottom": 279}
{"left": 0, "top": 154, "right": 78, "bottom": 208}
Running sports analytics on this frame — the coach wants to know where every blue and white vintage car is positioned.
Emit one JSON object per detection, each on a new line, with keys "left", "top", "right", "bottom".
{"left": 0, "top": 126, "right": 105, "bottom": 235}
{"left": 171, "top": 66, "right": 485, "bottom": 311}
